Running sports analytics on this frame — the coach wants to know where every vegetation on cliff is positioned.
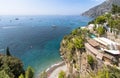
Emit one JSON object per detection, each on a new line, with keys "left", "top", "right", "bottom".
{"left": 82, "top": 0, "right": 120, "bottom": 17}
{"left": 88, "top": 4, "right": 120, "bottom": 37}
{"left": 112, "top": 4, "right": 120, "bottom": 14}
{"left": 91, "top": 66, "right": 120, "bottom": 78}
{"left": 96, "top": 26, "right": 105, "bottom": 36}
{"left": 40, "top": 71, "right": 47, "bottom": 78}
{"left": 87, "top": 55, "right": 94, "bottom": 66}
{"left": 60, "top": 28, "right": 89, "bottom": 78}
{"left": 60, "top": 27, "right": 120, "bottom": 78}
{"left": 0, "top": 47, "right": 34, "bottom": 78}
{"left": 60, "top": 4, "right": 120, "bottom": 78}
{"left": 58, "top": 70, "right": 66, "bottom": 78}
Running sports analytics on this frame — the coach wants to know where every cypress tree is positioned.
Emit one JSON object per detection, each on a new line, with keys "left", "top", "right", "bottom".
{"left": 6, "top": 47, "right": 11, "bottom": 56}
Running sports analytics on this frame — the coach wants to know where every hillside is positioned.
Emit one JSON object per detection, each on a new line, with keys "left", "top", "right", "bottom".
{"left": 59, "top": 9, "right": 120, "bottom": 77}
{"left": 82, "top": 0, "right": 120, "bottom": 17}
{"left": 59, "top": 27, "right": 120, "bottom": 78}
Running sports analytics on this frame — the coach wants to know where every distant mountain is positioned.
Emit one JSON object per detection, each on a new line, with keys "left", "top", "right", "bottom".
{"left": 82, "top": 0, "right": 120, "bottom": 17}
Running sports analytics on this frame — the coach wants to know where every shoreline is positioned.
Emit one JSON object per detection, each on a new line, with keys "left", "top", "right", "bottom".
{"left": 46, "top": 61, "right": 65, "bottom": 77}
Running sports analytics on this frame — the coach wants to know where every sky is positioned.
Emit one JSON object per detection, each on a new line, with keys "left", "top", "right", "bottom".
{"left": 0, "top": 0, "right": 105, "bottom": 15}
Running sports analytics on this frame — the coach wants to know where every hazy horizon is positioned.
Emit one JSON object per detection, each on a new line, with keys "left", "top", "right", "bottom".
{"left": 0, "top": 0, "right": 105, "bottom": 15}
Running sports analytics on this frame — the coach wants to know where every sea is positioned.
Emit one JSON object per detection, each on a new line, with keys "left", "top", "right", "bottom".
{"left": 0, "top": 15, "right": 92, "bottom": 77}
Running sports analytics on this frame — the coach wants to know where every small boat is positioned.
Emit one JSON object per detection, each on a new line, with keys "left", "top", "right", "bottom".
{"left": 15, "top": 18, "right": 19, "bottom": 20}
{"left": 52, "top": 25, "right": 57, "bottom": 28}
{"left": 10, "top": 20, "right": 12, "bottom": 22}
{"left": 30, "top": 18, "right": 33, "bottom": 20}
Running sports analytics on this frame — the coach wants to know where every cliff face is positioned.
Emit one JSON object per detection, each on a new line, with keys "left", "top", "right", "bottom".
{"left": 59, "top": 27, "right": 120, "bottom": 78}
{"left": 82, "top": 0, "right": 120, "bottom": 17}
{"left": 60, "top": 40, "right": 104, "bottom": 78}
{"left": 59, "top": 28, "right": 103, "bottom": 78}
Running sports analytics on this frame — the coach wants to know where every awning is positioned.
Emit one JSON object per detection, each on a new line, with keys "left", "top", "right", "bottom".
{"left": 104, "top": 49, "right": 120, "bottom": 55}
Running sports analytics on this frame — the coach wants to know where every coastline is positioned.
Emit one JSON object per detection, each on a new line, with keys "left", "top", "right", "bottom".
{"left": 46, "top": 61, "right": 66, "bottom": 78}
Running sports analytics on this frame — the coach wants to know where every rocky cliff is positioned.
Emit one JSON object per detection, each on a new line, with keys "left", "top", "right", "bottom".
{"left": 59, "top": 27, "right": 120, "bottom": 78}
{"left": 82, "top": 0, "right": 120, "bottom": 17}
{"left": 59, "top": 28, "right": 103, "bottom": 78}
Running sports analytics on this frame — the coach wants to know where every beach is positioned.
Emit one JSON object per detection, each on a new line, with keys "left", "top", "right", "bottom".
{"left": 46, "top": 61, "right": 67, "bottom": 78}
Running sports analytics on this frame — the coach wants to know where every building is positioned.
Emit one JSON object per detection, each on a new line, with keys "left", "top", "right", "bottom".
{"left": 85, "top": 37, "right": 120, "bottom": 67}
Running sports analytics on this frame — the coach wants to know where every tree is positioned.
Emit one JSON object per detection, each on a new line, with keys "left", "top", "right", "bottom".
{"left": 0, "top": 55, "right": 25, "bottom": 78}
{"left": 87, "top": 55, "right": 94, "bottom": 65}
{"left": 105, "top": 13, "right": 111, "bottom": 19}
{"left": 96, "top": 16, "right": 106, "bottom": 24}
{"left": 40, "top": 71, "right": 47, "bottom": 78}
{"left": 73, "top": 37, "right": 84, "bottom": 50}
{"left": 6, "top": 47, "right": 11, "bottom": 56}
{"left": 25, "top": 66, "right": 34, "bottom": 78}
{"left": 71, "top": 29, "right": 78, "bottom": 35}
{"left": 92, "top": 68, "right": 110, "bottom": 78}
{"left": 96, "top": 26, "right": 105, "bottom": 36}
{"left": 91, "top": 66, "right": 120, "bottom": 78}
{"left": 112, "top": 4, "right": 118, "bottom": 14}
{"left": 0, "top": 70, "right": 11, "bottom": 78}
{"left": 58, "top": 71, "right": 66, "bottom": 78}
{"left": 112, "top": 4, "right": 120, "bottom": 14}
{"left": 19, "top": 74, "right": 24, "bottom": 78}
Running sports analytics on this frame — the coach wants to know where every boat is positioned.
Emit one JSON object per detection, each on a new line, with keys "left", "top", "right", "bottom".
{"left": 52, "top": 25, "right": 57, "bottom": 28}
{"left": 30, "top": 18, "right": 33, "bottom": 20}
{"left": 15, "top": 18, "right": 19, "bottom": 20}
{"left": 10, "top": 20, "right": 12, "bottom": 22}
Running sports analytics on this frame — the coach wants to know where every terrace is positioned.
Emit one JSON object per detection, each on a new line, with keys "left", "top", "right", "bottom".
{"left": 85, "top": 37, "right": 120, "bottom": 67}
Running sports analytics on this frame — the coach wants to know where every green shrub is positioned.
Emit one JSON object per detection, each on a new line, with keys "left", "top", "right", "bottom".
{"left": 96, "top": 26, "right": 105, "bottom": 36}
{"left": 40, "top": 71, "right": 47, "bottom": 78}
{"left": 0, "top": 55, "right": 25, "bottom": 78}
{"left": 19, "top": 74, "right": 24, "bottom": 78}
{"left": 87, "top": 55, "right": 94, "bottom": 65}
{"left": 58, "top": 71, "right": 66, "bottom": 78}
{"left": 25, "top": 66, "right": 34, "bottom": 78}
{"left": 96, "top": 16, "right": 106, "bottom": 24}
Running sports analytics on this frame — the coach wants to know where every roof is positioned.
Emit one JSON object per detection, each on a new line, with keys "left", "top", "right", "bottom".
{"left": 85, "top": 43, "right": 117, "bottom": 60}
{"left": 96, "top": 53, "right": 103, "bottom": 60}
{"left": 99, "top": 37, "right": 118, "bottom": 45}
{"left": 103, "top": 53, "right": 115, "bottom": 60}
{"left": 94, "top": 38, "right": 108, "bottom": 46}
{"left": 87, "top": 39, "right": 99, "bottom": 47}
{"left": 85, "top": 43, "right": 103, "bottom": 59}
{"left": 85, "top": 43, "right": 99, "bottom": 55}
{"left": 104, "top": 49, "right": 120, "bottom": 55}
{"left": 94, "top": 37, "right": 120, "bottom": 46}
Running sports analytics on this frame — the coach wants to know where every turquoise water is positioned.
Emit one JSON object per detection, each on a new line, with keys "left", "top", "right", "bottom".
{"left": 0, "top": 15, "right": 92, "bottom": 77}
